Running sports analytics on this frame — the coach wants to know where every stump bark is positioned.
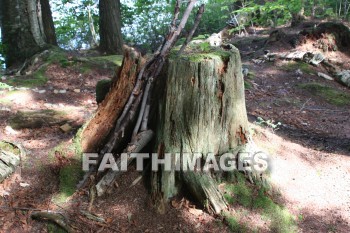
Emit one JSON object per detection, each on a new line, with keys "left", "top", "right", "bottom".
{"left": 151, "top": 46, "right": 249, "bottom": 213}
{"left": 81, "top": 48, "right": 145, "bottom": 153}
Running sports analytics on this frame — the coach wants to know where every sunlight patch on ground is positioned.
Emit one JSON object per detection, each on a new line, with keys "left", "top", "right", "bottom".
{"left": 251, "top": 124, "right": 350, "bottom": 224}
{"left": 1, "top": 90, "right": 34, "bottom": 106}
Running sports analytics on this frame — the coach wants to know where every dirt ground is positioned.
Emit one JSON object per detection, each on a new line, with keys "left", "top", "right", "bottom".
{"left": 0, "top": 21, "right": 350, "bottom": 232}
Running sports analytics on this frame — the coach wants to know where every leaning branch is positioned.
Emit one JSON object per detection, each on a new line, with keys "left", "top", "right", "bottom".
{"left": 178, "top": 4, "right": 205, "bottom": 55}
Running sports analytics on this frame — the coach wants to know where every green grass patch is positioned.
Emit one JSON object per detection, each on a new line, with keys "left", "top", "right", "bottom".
{"left": 299, "top": 82, "right": 350, "bottom": 106}
{"left": 280, "top": 61, "right": 314, "bottom": 75}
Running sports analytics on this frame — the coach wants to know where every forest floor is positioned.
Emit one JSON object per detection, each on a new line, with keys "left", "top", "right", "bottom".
{"left": 0, "top": 21, "right": 350, "bottom": 232}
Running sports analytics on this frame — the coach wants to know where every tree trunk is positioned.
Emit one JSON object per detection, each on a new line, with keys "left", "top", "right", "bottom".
{"left": 0, "top": 0, "right": 57, "bottom": 67}
{"left": 151, "top": 47, "right": 249, "bottom": 214}
{"left": 99, "top": 0, "right": 123, "bottom": 54}
{"left": 40, "top": 0, "right": 57, "bottom": 46}
{"left": 291, "top": 1, "right": 305, "bottom": 27}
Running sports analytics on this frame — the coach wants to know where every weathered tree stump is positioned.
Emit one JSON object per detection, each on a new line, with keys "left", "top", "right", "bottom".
{"left": 151, "top": 46, "right": 249, "bottom": 214}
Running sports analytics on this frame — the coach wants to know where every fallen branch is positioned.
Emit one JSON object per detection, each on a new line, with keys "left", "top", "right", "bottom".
{"left": 31, "top": 211, "right": 73, "bottom": 233}
{"left": 95, "top": 130, "right": 154, "bottom": 196}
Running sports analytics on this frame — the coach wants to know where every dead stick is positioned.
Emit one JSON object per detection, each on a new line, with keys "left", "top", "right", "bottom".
{"left": 132, "top": 78, "right": 152, "bottom": 140}
{"left": 31, "top": 211, "right": 73, "bottom": 233}
{"left": 178, "top": 4, "right": 205, "bottom": 55}
{"left": 160, "top": 0, "right": 197, "bottom": 57}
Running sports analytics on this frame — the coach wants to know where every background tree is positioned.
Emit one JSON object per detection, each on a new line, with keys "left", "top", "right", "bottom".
{"left": 0, "top": 0, "right": 57, "bottom": 67}
{"left": 99, "top": 0, "right": 124, "bottom": 54}
{"left": 52, "top": 0, "right": 99, "bottom": 49}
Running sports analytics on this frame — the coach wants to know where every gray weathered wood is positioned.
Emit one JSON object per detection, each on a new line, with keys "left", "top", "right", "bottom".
{"left": 152, "top": 45, "right": 249, "bottom": 213}
{"left": 95, "top": 130, "right": 154, "bottom": 196}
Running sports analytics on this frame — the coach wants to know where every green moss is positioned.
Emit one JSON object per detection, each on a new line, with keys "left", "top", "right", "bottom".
{"left": 51, "top": 131, "right": 84, "bottom": 204}
{"left": 244, "top": 80, "right": 253, "bottom": 89}
{"left": 223, "top": 212, "right": 247, "bottom": 232}
{"left": 247, "top": 71, "right": 256, "bottom": 80}
{"left": 47, "top": 223, "right": 66, "bottom": 233}
{"left": 95, "top": 55, "right": 123, "bottom": 66}
{"left": 54, "top": 160, "right": 82, "bottom": 203}
{"left": 9, "top": 109, "right": 67, "bottom": 129}
{"left": 224, "top": 173, "right": 253, "bottom": 208}
{"left": 0, "top": 141, "right": 20, "bottom": 154}
{"left": 76, "top": 55, "right": 122, "bottom": 74}
{"left": 268, "top": 205, "right": 297, "bottom": 233}
{"left": 280, "top": 61, "right": 314, "bottom": 74}
{"left": 224, "top": 185, "right": 235, "bottom": 204}
{"left": 46, "top": 48, "right": 73, "bottom": 68}
{"left": 253, "top": 188, "right": 275, "bottom": 209}
{"left": 7, "top": 67, "right": 48, "bottom": 87}
{"left": 299, "top": 82, "right": 350, "bottom": 106}
{"left": 223, "top": 172, "right": 297, "bottom": 232}
{"left": 178, "top": 51, "right": 231, "bottom": 63}
{"left": 234, "top": 182, "right": 253, "bottom": 207}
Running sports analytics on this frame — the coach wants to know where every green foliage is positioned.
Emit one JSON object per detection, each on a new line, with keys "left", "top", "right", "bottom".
{"left": 299, "top": 83, "right": 350, "bottom": 106}
{"left": 51, "top": 0, "right": 99, "bottom": 49}
{"left": 121, "top": 0, "right": 174, "bottom": 51}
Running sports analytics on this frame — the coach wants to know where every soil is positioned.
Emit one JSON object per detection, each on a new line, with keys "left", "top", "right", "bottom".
{"left": 0, "top": 21, "right": 350, "bottom": 232}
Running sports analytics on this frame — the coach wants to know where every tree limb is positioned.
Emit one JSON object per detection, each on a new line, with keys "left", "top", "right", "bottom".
{"left": 178, "top": 4, "right": 205, "bottom": 55}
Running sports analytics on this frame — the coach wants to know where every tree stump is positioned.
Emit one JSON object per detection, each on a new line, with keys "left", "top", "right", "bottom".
{"left": 151, "top": 46, "right": 249, "bottom": 214}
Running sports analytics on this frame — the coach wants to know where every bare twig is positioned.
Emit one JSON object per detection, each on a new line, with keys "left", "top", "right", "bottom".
{"left": 160, "top": 0, "right": 197, "bottom": 57}
{"left": 95, "top": 130, "right": 154, "bottom": 196}
{"left": 132, "top": 78, "right": 152, "bottom": 141}
{"left": 141, "top": 104, "right": 150, "bottom": 131}
{"left": 299, "top": 98, "right": 311, "bottom": 112}
{"left": 178, "top": 4, "right": 205, "bottom": 55}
